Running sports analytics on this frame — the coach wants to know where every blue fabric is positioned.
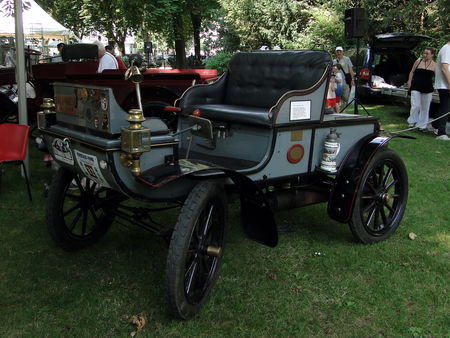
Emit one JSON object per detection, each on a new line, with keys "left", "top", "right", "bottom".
{"left": 335, "top": 84, "right": 343, "bottom": 97}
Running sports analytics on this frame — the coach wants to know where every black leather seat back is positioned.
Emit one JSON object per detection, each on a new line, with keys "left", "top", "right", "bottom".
{"left": 62, "top": 43, "right": 98, "bottom": 62}
{"left": 224, "top": 51, "right": 331, "bottom": 108}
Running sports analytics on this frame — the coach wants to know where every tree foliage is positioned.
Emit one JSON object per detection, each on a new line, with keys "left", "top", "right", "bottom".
{"left": 33, "top": 0, "right": 449, "bottom": 66}
{"left": 36, "top": 0, "right": 92, "bottom": 40}
{"left": 0, "top": 0, "right": 31, "bottom": 17}
{"left": 220, "top": 0, "right": 313, "bottom": 50}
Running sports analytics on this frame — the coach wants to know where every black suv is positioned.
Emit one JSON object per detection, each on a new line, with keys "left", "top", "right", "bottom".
{"left": 356, "top": 32, "right": 431, "bottom": 99}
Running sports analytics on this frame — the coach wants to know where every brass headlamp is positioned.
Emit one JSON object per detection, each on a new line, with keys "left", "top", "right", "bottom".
{"left": 37, "top": 98, "right": 56, "bottom": 129}
{"left": 120, "top": 109, "right": 151, "bottom": 176}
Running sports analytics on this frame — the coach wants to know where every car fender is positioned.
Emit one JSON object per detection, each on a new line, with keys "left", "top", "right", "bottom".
{"left": 328, "top": 133, "right": 412, "bottom": 223}
{"left": 138, "top": 160, "right": 278, "bottom": 247}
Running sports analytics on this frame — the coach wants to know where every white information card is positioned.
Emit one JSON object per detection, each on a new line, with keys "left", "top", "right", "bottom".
{"left": 290, "top": 101, "right": 311, "bottom": 121}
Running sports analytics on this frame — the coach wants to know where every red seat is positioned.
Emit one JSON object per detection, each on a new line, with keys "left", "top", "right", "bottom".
{"left": 0, "top": 123, "right": 32, "bottom": 201}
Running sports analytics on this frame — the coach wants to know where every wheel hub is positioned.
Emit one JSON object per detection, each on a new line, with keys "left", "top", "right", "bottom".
{"left": 382, "top": 192, "right": 392, "bottom": 203}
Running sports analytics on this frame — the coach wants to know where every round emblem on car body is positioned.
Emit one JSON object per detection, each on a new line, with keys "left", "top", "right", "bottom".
{"left": 287, "top": 144, "right": 305, "bottom": 164}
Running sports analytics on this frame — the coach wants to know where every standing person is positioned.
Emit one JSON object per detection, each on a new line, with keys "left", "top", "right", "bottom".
{"left": 326, "top": 74, "right": 337, "bottom": 114}
{"left": 333, "top": 64, "right": 345, "bottom": 112}
{"left": 93, "top": 41, "right": 118, "bottom": 73}
{"left": 105, "top": 45, "right": 127, "bottom": 70}
{"left": 406, "top": 47, "right": 436, "bottom": 131}
{"left": 52, "top": 42, "right": 65, "bottom": 62}
{"left": 334, "top": 46, "right": 355, "bottom": 91}
{"left": 433, "top": 38, "right": 450, "bottom": 141}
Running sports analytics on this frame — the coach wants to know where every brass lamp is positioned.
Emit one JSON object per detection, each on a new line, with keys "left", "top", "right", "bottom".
{"left": 120, "top": 108, "right": 151, "bottom": 176}
{"left": 37, "top": 98, "right": 56, "bottom": 129}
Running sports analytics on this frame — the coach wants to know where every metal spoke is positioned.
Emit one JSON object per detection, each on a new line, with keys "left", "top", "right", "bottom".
{"left": 382, "top": 167, "right": 393, "bottom": 188}
{"left": 380, "top": 206, "right": 388, "bottom": 226}
{"left": 65, "top": 193, "right": 81, "bottom": 200}
{"left": 367, "top": 176, "right": 378, "bottom": 193}
{"left": 365, "top": 206, "right": 376, "bottom": 228}
{"left": 185, "top": 258, "right": 199, "bottom": 295}
{"left": 363, "top": 200, "right": 376, "bottom": 213}
{"left": 192, "top": 219, "right": 201, "bottom": 243}
{"left": 63, "top": 203, "right": 81, "bottom": 217}
{"left": 89, "top": 207, "right": 99, "bottom": 224}
{"left": 88, "top": 180, "right": 97, "bottom": 194}
{"left": 377, "top": 166, "right": 385, "bottom": 187}
{"left": 361, "top": 195, "right": 376, "bottom": 200}
{"left": 384, "top": 201, "right": 395, "bottom": 214}
{"left": 373, "top": 207, "right": 380, "bottom": 230}
{"left": 74, "top": 176, "right": 85, "bottom": 193}
{"left": 69, "top": 209, "right": 83, "bottom": 230}
{"left": 385, "top": 179, "right": 398, "bottom": 192}
{"left": 202, "top": 204, "right": 215, "bottom": 237}
{"left": 81, "top": 208, "right": 88, "bottom": 235}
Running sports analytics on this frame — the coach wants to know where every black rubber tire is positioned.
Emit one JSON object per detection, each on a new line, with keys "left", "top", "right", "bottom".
{"left": 349, "top": 148, "right": 408, "bottom": 244}
{"left": 46, "top": 168, "right": 115, "bottom": 251}
{"left": 166, "top": 181, "right": 227, "bottom": 320}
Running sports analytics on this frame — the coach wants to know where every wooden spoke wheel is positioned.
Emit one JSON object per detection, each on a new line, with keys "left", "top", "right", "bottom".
{"left": 349, "top": 149, "right": 408, "bottom": 244}
{"left": 46, "top": 167, "right": 118, "bottom": 251}
{"left": 166, "top": 181, "right": 227, "bottom": 320}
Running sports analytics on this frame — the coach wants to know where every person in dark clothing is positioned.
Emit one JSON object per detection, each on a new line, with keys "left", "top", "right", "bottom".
{"left": 406, "top": 47, "right": 436, "bottom": 131}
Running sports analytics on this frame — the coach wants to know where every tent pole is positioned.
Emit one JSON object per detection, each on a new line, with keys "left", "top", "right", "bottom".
{"left": 14, "top": 0, "right": 30, "bottom": 178}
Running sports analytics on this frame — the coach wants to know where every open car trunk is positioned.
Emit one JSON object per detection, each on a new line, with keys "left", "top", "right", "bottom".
{"left": 368, "top": 32, "right": 431, "bottom": 88}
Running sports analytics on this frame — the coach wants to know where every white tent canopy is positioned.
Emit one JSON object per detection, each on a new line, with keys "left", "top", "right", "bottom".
{"left": 0, "top": 0, "right": 69, "bottom": 39}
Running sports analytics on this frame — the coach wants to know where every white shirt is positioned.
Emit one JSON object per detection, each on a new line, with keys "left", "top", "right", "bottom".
{"left": 435, "top": 43, "right": 450, "bottom": 90}
{"left": 334, "top": 56, "right": 353, "bottom": 75}
{"left": 97, "top": 52, "right": 118, "bottom": 73}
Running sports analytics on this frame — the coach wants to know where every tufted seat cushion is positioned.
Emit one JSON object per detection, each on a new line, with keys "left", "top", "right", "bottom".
{"left": 225, "top": 51, "right": 330, "bottom": 108}
{"left": 181, "top": 50, "right": 331, "bottom": 126}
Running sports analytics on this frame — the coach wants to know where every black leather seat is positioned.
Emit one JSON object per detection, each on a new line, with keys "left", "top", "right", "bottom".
{"left": 179, "top": 50, "right": 331, "bottom": 127}
{"left": 190, "top": 104, "right": 271, "bottom": 127}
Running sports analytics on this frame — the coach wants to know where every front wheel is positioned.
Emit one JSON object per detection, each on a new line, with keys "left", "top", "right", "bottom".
{"left": 349, "top": 149, "right": 408, "bottom": 244}
{"left": 166, "top": 181, "right": 227, "bottom": 320}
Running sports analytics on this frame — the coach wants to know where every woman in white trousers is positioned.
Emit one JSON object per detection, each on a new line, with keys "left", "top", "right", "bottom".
{"left": 407, "top": 48, "right": 436, "bottom": 131}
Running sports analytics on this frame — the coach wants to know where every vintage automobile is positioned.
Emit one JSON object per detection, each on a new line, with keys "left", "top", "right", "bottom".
{"left": 38, "top": 50, "right": 409, "bottom": 320}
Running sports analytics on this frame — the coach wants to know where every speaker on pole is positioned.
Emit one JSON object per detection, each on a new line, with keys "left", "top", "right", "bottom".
{"left": 144, "top": 41, "right": 153, "bottom": 54}
{"left": 344, "top": 8, "right": 367, "bottom": 38}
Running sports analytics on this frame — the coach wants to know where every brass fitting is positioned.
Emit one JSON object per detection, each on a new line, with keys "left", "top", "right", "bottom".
{"left": 120, "top": 109, "right": 151, "bottom": 176}
{"left": 206, "top": 245, "right": 222, "bottom": 258}
{"left": 37, "top": 98, "right": 56, "bottom": 129}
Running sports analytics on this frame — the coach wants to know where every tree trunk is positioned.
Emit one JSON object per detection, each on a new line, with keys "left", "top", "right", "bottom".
{"left": 173, "top": 14, "right": 186, "bottom": 69}
{"left": 174, "top": 39, "right": 186, "bottom": 69}
{"left": 191, "top": 13, "right": 202, "bottom": 62}
{"left": 117, "top": 40, "right": 126, "bottom": 56}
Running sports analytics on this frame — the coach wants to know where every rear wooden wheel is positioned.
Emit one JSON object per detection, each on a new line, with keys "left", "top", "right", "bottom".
{"left": 46, "top": 168, "right": 118, "bottom": 251}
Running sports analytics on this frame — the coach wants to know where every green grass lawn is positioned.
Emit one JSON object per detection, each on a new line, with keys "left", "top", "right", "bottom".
{"left": 0, "top": 104, "right": 449, "bottom": 337}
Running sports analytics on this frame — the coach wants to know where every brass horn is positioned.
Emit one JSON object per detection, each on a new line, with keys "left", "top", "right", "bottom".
{"left": 125, "top": 60, "right": 144, "bottom": 110}
{"left": 125, "top": 64, "right": 143, "bottom": 83}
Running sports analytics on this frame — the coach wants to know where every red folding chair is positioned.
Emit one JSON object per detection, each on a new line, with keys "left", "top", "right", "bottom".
{"left": 0, "top": 123, "right": 32, "bottom": 201}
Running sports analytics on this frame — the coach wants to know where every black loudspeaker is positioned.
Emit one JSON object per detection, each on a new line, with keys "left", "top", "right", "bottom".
{"left": 61, "top": 43, "right": 98, "bottom": 62}
{"left": 344, "top": 8, "right": 367, "bottom": 38}
{"left": 144, "top": 41, "right": 153, "bottom": 54}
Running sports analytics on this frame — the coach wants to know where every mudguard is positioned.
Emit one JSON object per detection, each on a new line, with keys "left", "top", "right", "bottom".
{"left": 328, "top": 133, "right": 412, "bottom": 223}
{"left": 138, "top": 159, "right": 278, "bottom": 247}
